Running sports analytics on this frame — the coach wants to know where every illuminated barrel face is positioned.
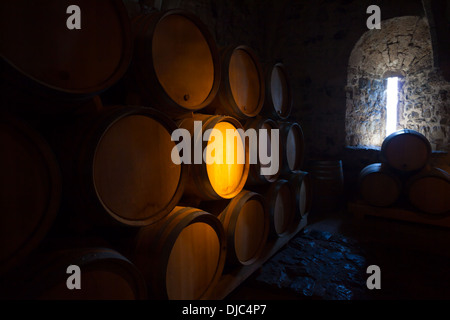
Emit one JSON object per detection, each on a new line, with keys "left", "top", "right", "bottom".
{"left": 234, "top": 199, "right": 266, "bottom": 264}
{"left": 205, "top": 121, "right": 246, "bottom": 198}
{"left": 166, "top": 222, "right": 220, "bottom": 300}
{"left": 152, "top": 14, "right": 215, "bottom": 109}
{"left": 229, "top": 48, "right": 262, "bottom": 116}
{"left": 93, "top": 115, "right": 182, "bottom": 224}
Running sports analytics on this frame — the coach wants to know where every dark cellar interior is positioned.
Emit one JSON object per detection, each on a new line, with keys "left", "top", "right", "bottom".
{"left": 1, "top": 0, "right": 450, "bottom": 304}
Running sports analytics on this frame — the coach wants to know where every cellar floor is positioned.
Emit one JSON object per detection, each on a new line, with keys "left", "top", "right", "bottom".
{"left": 226, "top": 206, "right": 450, "bottom": 300}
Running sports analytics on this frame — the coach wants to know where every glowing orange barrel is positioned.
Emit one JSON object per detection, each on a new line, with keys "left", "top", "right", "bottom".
{"left": 177, "top": 114, "right": 249, "bottom": 200}
{"left": 206, "top": 45, "right": 265, "bottom": 119}
{"left": 131, "top": 9, "right": 221, "bottom": 116}
{"left": 133, "top": 207, "right": 226, "bottom": 300}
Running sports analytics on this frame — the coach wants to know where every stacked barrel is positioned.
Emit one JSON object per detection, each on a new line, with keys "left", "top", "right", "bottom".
{"left": 0, "top": 3, "right": 310, "bottom": 300}
{"left": 358, "top": 129, "right": 450, "bottom": 216}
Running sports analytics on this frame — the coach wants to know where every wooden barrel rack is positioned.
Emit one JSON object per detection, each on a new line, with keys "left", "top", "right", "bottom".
{"left": 0, "top": 4, "right": 309, "bottom": 300}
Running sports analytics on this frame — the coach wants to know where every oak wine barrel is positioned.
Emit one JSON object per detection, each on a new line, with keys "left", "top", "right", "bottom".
{"left": 279, "top": 122, "right": 305, "bottom": 175}
{"left": 0, "top": 0, "right": 132, "bottom": 108}
{"left": 133, "top": 207, "right": 226, "bottom": 300}
{"left": 177, "top": 114, "right": 249, "bottom": 200}
{"left": 358, "top": 163, "right": 402, "bottom": 207}
{"left": 216, "top": 191, "right": 269, "bottom": 266}
{"left": 308, "top": 160, "right": 344, "bottom": 212}
{"left": 0, "top": 114, "right": 62, "bottom": 275}
{"left": 262, "top": 63, "right": 293, "bottom": 120}
{"left": 244, "top": 117, "right": 282, "bottom": 185}
{"left": 381, "top": 129, "right": 431, "bottom": 173}
{"left": 287, "top": 171, "right": 313, "bottom": 218}
{"left": 264, "top": 179, "right": 297, "bottom": 237}
{"left": 55, "top": 106, "right": 186, "bottom": 228}
{"left": 131, "top": 9, "right": 221, "bottom": 116}
{"left": 206, "top": 45, "right": 265, "bottom": 119}
{"left": 405, "top": 167, "right": 450, "bottom": 215}
{"left": 6, "top": 247, "right": 147, "bottom": 300}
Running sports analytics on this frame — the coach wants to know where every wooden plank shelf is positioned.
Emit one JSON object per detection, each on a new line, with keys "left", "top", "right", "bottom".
{"left": 210, "top": 213, "right": 309, "bottom": 300}
{"left": 348, "top": 201, "right": 450, "bottom": 228}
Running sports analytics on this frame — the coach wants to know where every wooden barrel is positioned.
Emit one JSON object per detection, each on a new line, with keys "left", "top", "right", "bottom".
{"left": 264, "top": 179, "right": 296, "bottom": 237}
{"left": 279, "top": 122, "right": 305, "bottom": 174}
{"left": 133, "top": 206, "right": 226, "bottom": 300}
{"left": 55, "top": 106, "right": 186, "bottom": 228}
{"left": 308, "top": 160, "right": 344, "bottom": 212}
{"left": 206, "top": 45, "right": 265, "bottom": 119}
{"left": 244, "top": 117, "right": 282, "bottom": 185}
{"left": 287, "top": 171, "right": 313, "bottom": 218}
{"left": 0, "top": 1, "right": 132, "bottom": 103}
{"left": 358, "top": 163, "right": 402, "bottom": 207}
{"left": 177, "top": 114, "right": 249, "bottom": 200}
{"left": 381, "top": 129, "right": 431, "bottom": 172}
{"left": 262, "top": 63, "right": 293, "bottom": 120}
{"left": 7, "top": 247, "right": 147, "bottom": 300}
{"left": 217, "top": 191, "right": 269, "bottom": 266}
{"left": 131, "top": 9, "right": 220, "bottom": 116}
{"left": 405, "top": 167, "right": 450, "bottom": 215}
{"left": 0, "top": 114, "right": 61, "bottom": 275}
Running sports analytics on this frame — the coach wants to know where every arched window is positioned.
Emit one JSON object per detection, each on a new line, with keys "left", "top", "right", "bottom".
{"left": 345, "top": 16, "right": 450, "bottom": 151}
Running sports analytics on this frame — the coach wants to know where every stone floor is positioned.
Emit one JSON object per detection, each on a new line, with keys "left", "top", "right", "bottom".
{"left": 226, "top": 208, "right": 450, "bottom": 300}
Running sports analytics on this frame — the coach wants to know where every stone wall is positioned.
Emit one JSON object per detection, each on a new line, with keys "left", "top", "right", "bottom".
{"left": 346, "top": 16, "right": 450, "bottom": 151}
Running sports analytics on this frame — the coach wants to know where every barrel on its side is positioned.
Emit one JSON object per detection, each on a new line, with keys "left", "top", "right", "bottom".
{"left": 279, "top": 122, "right": 305, "bottom": 175}
{"left": 0, "top": 114, "right": 61, "bottom": 275}
{"left": 405, "top": 167, "right": 450, "bottom": 215}
{"left": 206, "top": 45, "right": 265, "bottom": 119}
{"left": 244, "top": 117, "right": 281, "bottom": 185}
{"left": 131, "top": 9, "right": 221, "bottom": 116}
{"left": 264, "top": 179, "right": 297, "bottom": 237}
{"left": 133, "top": 207, "right": 226, "bottom": 300}
{"left": 381, "top": 129, "right": 431, "bottom": 173}
{"left": 55, "top": 106, "right": 186, "bottom": 228}
{"left": 262, "top": 63, "right": 292, "bottom": 120}
{"left": 7, "top": 247, "right": 147, "bottom": 300}
{"left": 177, "top": 114, "right": 249, "bottom": 200}
{"left": 217, "top": 191, "right": 269, "bottom": 266}
{"left": 358, "top": 163, "right": 402, "bottom": 207}
{"left": 0, "top": 0, "right": 133, "bottom": 108}
{"left": 287, "top": 171, "right": 313, "bottom": 218}
{"left": 308, "top": 160, "right": 344, "bottom": 212}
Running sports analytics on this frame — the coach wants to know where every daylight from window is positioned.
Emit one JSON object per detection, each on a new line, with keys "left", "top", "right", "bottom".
{"left": 386, "top": 77, "right": 399, "bottom": 137}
